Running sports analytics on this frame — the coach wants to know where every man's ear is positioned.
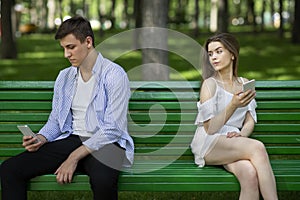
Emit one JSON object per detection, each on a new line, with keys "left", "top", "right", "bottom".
{"left": 86, "top": 36, "right": 93, "bottom": 48}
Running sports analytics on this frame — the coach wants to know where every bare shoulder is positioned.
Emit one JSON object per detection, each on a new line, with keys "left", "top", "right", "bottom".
{"left": 200, "top": 77, "right": 217, "bottom": 103}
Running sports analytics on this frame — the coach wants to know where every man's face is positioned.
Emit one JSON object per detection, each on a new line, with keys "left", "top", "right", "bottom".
{"left": 59, "top": 34, "right": 91, "bottom": 67}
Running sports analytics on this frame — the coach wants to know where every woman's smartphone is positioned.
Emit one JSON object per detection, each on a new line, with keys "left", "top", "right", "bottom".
{"left": 17, "top": 125, "right": 41, "bottom": 143}
{"left": 242, "top": 79, "right": 255, "bottom": 92}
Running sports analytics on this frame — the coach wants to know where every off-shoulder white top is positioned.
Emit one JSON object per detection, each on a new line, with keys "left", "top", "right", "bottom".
{"left": 190, "top": 78, "right": 257, "bottom": 167}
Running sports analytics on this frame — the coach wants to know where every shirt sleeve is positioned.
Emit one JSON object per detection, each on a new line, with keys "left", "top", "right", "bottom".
{"left": 38, "top": 74, "right": 62, "bottom": 141}
{"left": 39, "top": 68, "right": 74, "bottom": 141}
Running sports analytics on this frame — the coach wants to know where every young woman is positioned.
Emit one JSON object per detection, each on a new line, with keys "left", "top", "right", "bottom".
{"left": 191, "top": 33, "right": 278, "bottom": 200}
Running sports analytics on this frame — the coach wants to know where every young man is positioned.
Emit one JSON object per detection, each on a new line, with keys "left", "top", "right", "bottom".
{"left": 0, "top": 16, "right": 134, "bottom": 200}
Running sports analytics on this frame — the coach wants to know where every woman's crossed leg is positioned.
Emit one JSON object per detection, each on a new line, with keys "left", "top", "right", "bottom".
{"left": 205, "top": 136, "right": 277, "bottom": 200}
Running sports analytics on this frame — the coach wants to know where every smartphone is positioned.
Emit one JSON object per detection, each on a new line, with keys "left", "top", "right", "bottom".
{"left": 17, "top": 125, "right": 41, "bottom": 143}
{"left": 242, "top": 79, "right": 255, "bottom": 92}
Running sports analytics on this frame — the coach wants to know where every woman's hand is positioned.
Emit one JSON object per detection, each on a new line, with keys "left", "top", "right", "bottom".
{"left": 22, "top": 134, "right": 47, "bottom": 152}
{"left": 226, "top": 131, "right": 242, "bottom": 138}
{"left": 231, "top": 90, "right": 256, "bottom": 108}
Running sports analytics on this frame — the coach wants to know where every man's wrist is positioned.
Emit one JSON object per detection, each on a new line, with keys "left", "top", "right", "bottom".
{"left": 37, "top": 134, "right": 48, "bottom": 143}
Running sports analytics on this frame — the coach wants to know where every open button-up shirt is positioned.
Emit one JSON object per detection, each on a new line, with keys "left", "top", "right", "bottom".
{"left": 39, "top": 53, "right": 134, "bottom": 167}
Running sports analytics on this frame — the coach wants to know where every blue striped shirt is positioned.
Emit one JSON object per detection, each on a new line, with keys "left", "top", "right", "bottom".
{"left": 39, "top": 53, "right": 134, "bottom": 167}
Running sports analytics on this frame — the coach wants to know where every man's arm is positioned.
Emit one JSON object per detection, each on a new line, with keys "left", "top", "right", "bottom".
{"left": 55, "top": 145, "right": 91, "bottom": 184}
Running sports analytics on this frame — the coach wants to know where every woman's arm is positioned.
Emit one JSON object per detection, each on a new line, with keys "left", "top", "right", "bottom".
{"left": 240, "top": 111, "right": 255, "bottom": 137}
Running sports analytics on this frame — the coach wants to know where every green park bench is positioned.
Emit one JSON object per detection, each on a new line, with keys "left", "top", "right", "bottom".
{"left": 0, "top": 80, "right": 299, "bottom": 192}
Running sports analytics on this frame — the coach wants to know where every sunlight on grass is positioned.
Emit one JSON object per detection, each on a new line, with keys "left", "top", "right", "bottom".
{"left": 242, "top": 71, "right": 264, "bottom": 80}
{"left": 2, "top": 66, "right": 18, "bottom": 76}
{"left": 293, "top": 55, "right": 300, "bottom": 62}
{"left": 239, "top": 46, "right": 257, "bottom": 55}
{"left": 19, "top": 51, "right": 62, "bottom": 59}
{"left": 259, "top": 46, "right": 283, "bottom": 56}
{"left": 170, "top": 69, "right": 201, "bottom": 80}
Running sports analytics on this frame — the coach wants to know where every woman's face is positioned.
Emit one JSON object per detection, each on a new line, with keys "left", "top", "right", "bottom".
{"left": 207, "top": 41, "right": 233, "bottom": 73}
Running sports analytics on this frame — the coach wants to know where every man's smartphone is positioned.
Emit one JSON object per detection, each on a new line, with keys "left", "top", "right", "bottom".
{"left": 242, "top": 79, "right": 255, "bottom": 92}
{"left": 17, "top": 125, "right": 41, "bottom": 143}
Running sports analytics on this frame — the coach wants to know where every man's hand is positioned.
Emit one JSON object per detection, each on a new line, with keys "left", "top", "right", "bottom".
{"left": 22, "top": 134, "right": 46, "bottom": 152}
{"left": 54, "top": 145, "right": 91, "bottom": 184}
{"left": 55, "top": 157, "right": 78, "bottom": 184}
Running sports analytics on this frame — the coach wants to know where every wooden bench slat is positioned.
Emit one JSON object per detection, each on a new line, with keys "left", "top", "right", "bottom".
{"left": 0, "top": 102, "right": 52, "bottom": 110}
{"left": 129, "top": 91, "right": 300, "bottom": 100}
{"left": 1, "top": 134, "right": 299, "bottom": 145}
{"left": 1, "top": 80, "right": 299, "bottom": 90}
{"left": 1, "top": 146, "right": 300, "bottom": 158}
{"left": 0, "top": 91, "right": 53, "bottom": 100}
{"left": 0, "top": 81, "right": 54, "bottom": 89}
{"left": 256, "top": 91, "right": 300, "bottom": 99}
{"left": 1, "top": 123, "right": 299, "bottom": 133}
{"left": 130, "top": 91, "right": 198, "bottom": 100}
{"left": 129, "top": 112, "right": 300, "bottom": 122}
{"left": 0, "top": 113, "right": 50, "bottom": 122}
{"left": 1, "top": 101, "right": 300, "bottom": 111}
{"left": 257, "top": 101, "right": 300, "bottom": 109}
{"left": 1, "top": 112, "right": 299, "bottom": 122}
{"left": 129, "top": 101, "right": 300, "bottom": 110}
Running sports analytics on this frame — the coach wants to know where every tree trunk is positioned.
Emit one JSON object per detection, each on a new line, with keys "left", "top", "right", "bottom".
{"left": 140, "top": 0, "right": 169, "bottom": 81}
{"left": 247, "top": 0, "right": 257, "bottom": 32}
{"left": 210, "top": 0, "right": 218, "bottom": 32}
{"left": 109, "top": 0, "right": 117, "bottom": 29}
{"left": 218, "top": 0, "right": 228, "bottom": 33}
{"left": 193, "top": 0, "right": 200, "bottom": 37}
{"left": 47, "top": 0, "right": 56, "bottom": 30}
{"left": 134, "top": 0, "right": 142, "bottom": 28}
{"left": 123, "top": 0, "right": 129, "bottom": 28}
{"left": 260, "top": 0, "right": 266, "bottom": 32}
{"left": 58, "top": 0, "right": 63, "bottom": 22}
{"left": 1, "top": 0, "right": 17, "bottom": 59}
{"left": 97, "top": 0, "right": 106, "bottom": 37}
{"left": 278, "top": 0, "right": 284, "bottom": 38}
{"left": 292, "top": 0, "right": 300, "bottom": 43}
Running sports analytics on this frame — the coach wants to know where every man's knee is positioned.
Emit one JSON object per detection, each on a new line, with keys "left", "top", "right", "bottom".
{"left": 89, "top": 168, "right": 119, "bottom": 188}
{"left": 89, "top": 170, "right": 119, "bottom": 200}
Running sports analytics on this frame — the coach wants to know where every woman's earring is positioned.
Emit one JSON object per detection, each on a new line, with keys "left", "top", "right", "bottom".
{"left": 232, "top": 57, "right": 235, "bottom": 60}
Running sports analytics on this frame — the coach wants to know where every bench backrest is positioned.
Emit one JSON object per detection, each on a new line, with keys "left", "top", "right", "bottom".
{"left": 0, "top": 81, "right": 300, "bottom": 166}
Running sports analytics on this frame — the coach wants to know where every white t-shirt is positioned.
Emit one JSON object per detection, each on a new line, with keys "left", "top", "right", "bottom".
{"left": 71, "top": 70, "right": 96, "bottom": 137}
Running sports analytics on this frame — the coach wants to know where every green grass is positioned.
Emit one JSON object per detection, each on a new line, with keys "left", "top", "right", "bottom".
{"left": 1, "top": 31, "right": 299, "bottom": 81}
